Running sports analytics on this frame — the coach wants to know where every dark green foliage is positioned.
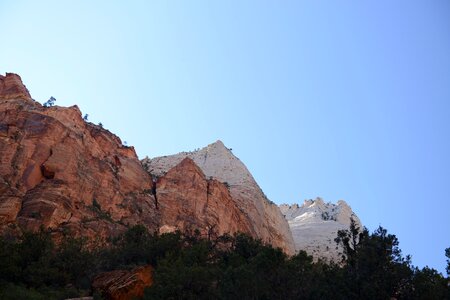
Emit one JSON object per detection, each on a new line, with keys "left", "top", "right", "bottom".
{"left": 43, "top": 96, "right": 56, "bottom": 107}
{"left": 334, "top": 223, "right": 449, "bottom": 300}
{"left": 410, "top": 266, "right": 449, "bottom": 300}
{"left": 0, "top": 228, "right": 90, "bottom": 299}
{"left": 0, "top": 282, "right": 80, "bottom": 300}
{"left": 89, "top": 198, "right": 113, "bottom": 222}
{"left": 0, "top": 225, "right": 448, "bottom": 299}
{"left": 52, "top": 234, "right": 95, "bottom": 288}
{"left": 216, "top": 234, "right": 288, "bottom": 300}
{"left": 146, "top": 239, "right": 218, "bottom": 300}
{"left": 335, "top": 222, "right": 412, "bottom": 299}
{"left": 98, "top": 225, "right": 183, "bottom": 271}
{"left": 446, "top": 247, "right": 450, "bottom": 276}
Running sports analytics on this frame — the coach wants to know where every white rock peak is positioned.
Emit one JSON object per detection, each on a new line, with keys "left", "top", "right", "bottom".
{"left": 142, "top": 140, "right": 296, "bottom": 254}
{"left": 280, "top": 198, "right": 362, "bottom": 262}
{"left": 143, "top": 140, "right": 256, "bottom": 187}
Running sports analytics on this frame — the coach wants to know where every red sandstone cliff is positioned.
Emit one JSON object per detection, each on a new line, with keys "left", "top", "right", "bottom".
{"left": 0, "top": 73, "right": 159, "bottom": 240}
{"left": 0, "top": 73, "right": 294, "bottom": 255}
{"left": 156, "top": 157, "right": 254, "bottom": 238}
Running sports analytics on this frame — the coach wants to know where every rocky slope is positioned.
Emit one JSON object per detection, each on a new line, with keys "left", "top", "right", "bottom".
{"left": 0, "top": 73, "right": 159, "bottom": 240}
{"left": 280, "top": 198, "right": 361, "bottom": 262}
{"left": 142, "top": 141, "right": 295, "bottom": 255}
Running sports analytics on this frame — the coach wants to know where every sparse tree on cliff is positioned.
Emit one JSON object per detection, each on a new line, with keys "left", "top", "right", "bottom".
{"left": 43, "top": 96, "right": 56, "bottom": 107}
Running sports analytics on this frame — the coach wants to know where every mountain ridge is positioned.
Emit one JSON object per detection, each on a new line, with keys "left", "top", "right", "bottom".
{"left": 142, "top": 140, "right": 296, "bottom": 254}
{"left": 280, "top": 197, "right": 362, "bottom": 262}
{"left": 0, "top": 73, "right": 294, "bottom": 255}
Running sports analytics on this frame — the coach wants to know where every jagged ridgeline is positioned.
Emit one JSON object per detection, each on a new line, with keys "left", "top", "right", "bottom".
{"left": 280, "top": 197, "right": 362, "bottom": 262}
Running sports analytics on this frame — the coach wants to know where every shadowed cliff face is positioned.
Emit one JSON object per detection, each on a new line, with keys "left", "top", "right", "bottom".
{"left": 0, "top": 73, "right": 160, "bottom": 240}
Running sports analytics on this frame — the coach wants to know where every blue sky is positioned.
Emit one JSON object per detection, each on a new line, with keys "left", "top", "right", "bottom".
{"left": 1, "top": 1, "right": 449, "bottom": 273}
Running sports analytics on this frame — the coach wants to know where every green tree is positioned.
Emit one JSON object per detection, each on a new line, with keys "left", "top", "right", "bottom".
{"left": 335, "top": 225, "right": 414, "bottom": 299}
{"left": 52, "top": 235, "right": 94, "bottom": 289}
{"left": 409, "top": 266, "right": 448, "bottom": 300}
{"left": 43, "top": 96, "right": 55, "bottom": 107}
{"left": 446, "top": 247, "right": 450, "bottom": 277}
{"left": 144, "top": 239, "right": 218, "bottom": 300}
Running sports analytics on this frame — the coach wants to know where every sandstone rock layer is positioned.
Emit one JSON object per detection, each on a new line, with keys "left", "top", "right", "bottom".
{"left": 156, "top": 157, "right": 253, "bottom": 238}
{"left": 0, "top": 73, "right": 159, "bottom": 240}
{"left": 92, "top": 265, "right": 153, "bottom": 300}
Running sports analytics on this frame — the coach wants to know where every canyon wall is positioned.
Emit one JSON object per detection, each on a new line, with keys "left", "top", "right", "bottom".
{"left": 0, "top": 73, "right": 294, "bottom": 255}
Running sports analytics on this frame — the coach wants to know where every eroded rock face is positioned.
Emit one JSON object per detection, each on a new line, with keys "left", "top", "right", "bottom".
{"left": 0, "top": 73, "right": 31, "bottom": 101}
{"left": 0, "top": 73, "right": 159, "bottom": 240}
{"left": 280, "top": 198, "right": 362, "bottom": 262}
{"left": 156, "top": 157, "right": 253, "bottom": 238}
{"left": 143, "top": 141, "right": 295, "bottom": 255}
{"left": 0, "top": 73, "right": 294, "bottom": 256}
{"left": 92, "top": 265, "right": 153, "bottom": 300}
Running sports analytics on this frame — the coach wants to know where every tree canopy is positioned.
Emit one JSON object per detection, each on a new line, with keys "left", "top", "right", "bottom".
{"left": 0, "top": 224, "right": 448, "bottom": 299}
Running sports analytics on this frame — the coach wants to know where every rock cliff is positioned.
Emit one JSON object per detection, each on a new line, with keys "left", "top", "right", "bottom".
{"left": 0, "top": 73, "right": 159, "bottom": 240}
{"left": 142, "top": 141, "right": 295, "bottom": 255}
{"left": 280, "top": 198, "right": 362, "bottom": 262}
{"left": 0, "top": 73, "right": 294, "bottom": 255}
{"left": 155, "top": 157, "right": 254, "bottom": 238}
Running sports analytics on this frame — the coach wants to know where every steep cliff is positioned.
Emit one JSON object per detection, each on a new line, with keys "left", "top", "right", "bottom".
{"left": 280, "top": 198, "right": 362, "bottom": 262}
{"left": 142, "top": 141, "right": 295, "bottom": 255}
{"left": 0, "top": 73, "right": 294, "bottom": 255}
{"left": 155, "top": 157, "right": 254, "bottom": 238}
{"left": 0, "top": 73, "right": 159, "bottom": 240}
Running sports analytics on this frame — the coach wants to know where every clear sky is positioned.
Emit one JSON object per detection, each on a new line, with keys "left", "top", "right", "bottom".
{"left": 1, "top": 1, "right": 449, "bottom": 273}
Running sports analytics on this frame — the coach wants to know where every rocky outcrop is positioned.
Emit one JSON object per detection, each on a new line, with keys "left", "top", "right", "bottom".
{"left": 0, "top": 73, "right": 159, "bottom": 240}
{"left": 92, "top": 265, "right": 153, "bottom": 300}
{"left": 0, "top": 73, "right": 31, "bottom": 101}
{"left": 142, "top": 141, "right": 295, "bottom": 255}
{"left": 280, "top": 198, "right": 362, "bottom": 262}
{"left": 156, "top": 157, "right": 253, "bottom": 238}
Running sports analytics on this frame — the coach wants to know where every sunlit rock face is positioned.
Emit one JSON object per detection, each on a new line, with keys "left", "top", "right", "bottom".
{"left": 142, "top": 141, "right": 295, "bottom": 255}
{"left": 0, "top": 73, "right": 294, "bottom": 255}
{"left": 0, "top": 73, "right": 32, "bottom": 101}
{"left": 280, "top": 198, "right": 362, "bottom": 262}
{"left": 155, "top": 157, "right": 254, "bottom": 238}
{"left": 0, "top": 73, "right": 159, "bottom": 240}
